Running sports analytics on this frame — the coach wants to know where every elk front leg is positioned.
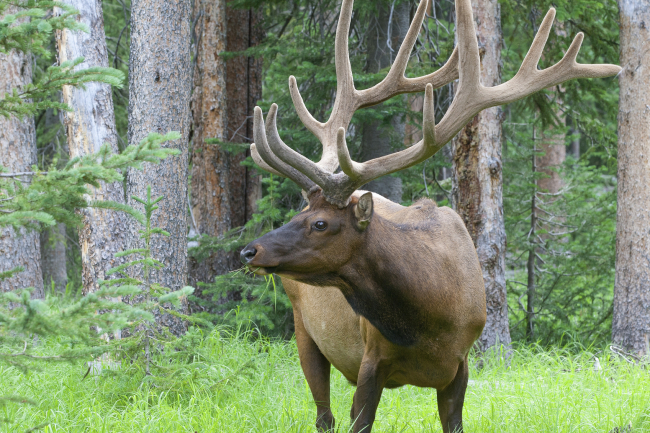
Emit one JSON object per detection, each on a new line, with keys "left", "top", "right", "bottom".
{"left": 350, "top": 356, "right": 387, "bottom": 433}
{"left": 436, "top": 355, "right": 469, "bottom": 433}
{"left": 293, "top": 308, "right": 335, "bottom": 431}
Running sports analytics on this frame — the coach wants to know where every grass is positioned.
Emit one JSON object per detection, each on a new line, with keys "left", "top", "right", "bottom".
{"left": 1, "top": 328, "right": 649, "bottom": 432}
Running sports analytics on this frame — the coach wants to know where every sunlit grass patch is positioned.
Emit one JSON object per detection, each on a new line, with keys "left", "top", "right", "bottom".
{"left": 2, "top": 331, "right": 649, "bottom": 432}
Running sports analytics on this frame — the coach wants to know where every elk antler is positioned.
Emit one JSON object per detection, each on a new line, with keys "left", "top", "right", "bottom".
{"left": 252, "top": 0, "right": 621, "bottom": 207}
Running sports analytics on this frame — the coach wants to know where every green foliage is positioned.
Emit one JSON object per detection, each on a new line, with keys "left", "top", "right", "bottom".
{"left": 0, "top": 1, "right": 82, "bottom": 56}
{"left": 0, "top": 1, "right": 125, "bottom": 119}
{"left": 190, "top": 175, "right": 296, "bottom": 337}
{"left": 0, "top": 286, "right": 149, "bottom": 373}
{"left": 0, "top": 132, "right": 181, "bottom": 230}
{"left": 498, "top": 0, "right": 620, "bottom": 345}
{"left": 503, "top": 121, "right": 617, "bottom": 345}
{"left": 194, "top": 272, "right": 293, "bottom": 339}
{"left": 0, "top": 57, "right": 124, "bottom": 119}
{"left": 100, "top": 186, "right": 195, "bottom": 376}
{"left": 1, "top": 334, "right": 649, "bottom": 432}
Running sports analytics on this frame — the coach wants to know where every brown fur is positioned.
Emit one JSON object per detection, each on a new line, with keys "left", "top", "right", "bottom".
{"left": 242, "top": 190, "right": 486, "bottom": 432}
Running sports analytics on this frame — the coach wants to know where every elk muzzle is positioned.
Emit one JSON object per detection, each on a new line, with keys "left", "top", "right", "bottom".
{"left": 240, "top": 246, "right": 257, "bottom": 264}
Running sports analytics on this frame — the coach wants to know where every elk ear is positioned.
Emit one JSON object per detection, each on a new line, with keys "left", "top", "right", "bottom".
{"left": 354, "top": 192, "right": 373, "bottom": 230}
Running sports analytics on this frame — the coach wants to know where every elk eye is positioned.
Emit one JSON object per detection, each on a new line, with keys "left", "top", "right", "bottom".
{"left": 313, "top": 221, "right": 328, "bottom": 231}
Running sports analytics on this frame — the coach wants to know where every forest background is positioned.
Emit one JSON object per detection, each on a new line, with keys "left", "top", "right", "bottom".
{"left": 0, "top": 0, "right": 630, "bottom": 375}
{"left": 4, "top": 0, "right": 649, "bottom": 430}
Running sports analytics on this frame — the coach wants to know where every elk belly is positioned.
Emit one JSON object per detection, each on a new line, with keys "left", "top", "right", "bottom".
{"left": 284, "top": 279, "right": 365, "bottom": 383}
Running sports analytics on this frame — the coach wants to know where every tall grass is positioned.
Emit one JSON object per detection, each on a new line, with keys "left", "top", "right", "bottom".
{"left": 2, "top": 329, "right": 649, "bottom": 432}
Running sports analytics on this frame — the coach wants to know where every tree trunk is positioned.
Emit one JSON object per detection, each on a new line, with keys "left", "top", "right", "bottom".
{"left": 451, "top": 0, "right": 510, "bottom": 352}
{"left": 537, "top": 114, "right": 566, "bottom": 197}
{"left": 40, "top": 224, "right": 68, "bottom": 293}
{"left": 358, "top": 0, "right": 410, "bottom": 203}
{"left": 189, "top": 0, "right": 263, "bottom": 286}
{"left": 226, "top": 4, "right": 264, "bottom": 222}
{"left": 127, "top": 0, "right": 192, "bottom": 333}
{"left": 612, "top": 0, "right": 650, "bottom": 356}
{"left": 55, "top": 0, "right": 128, "bottom": 295}
{"left": 0, "top": 26, "right": 44, "bottom": 297}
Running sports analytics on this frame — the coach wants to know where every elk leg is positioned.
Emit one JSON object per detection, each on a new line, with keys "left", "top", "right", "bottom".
{"left": 293, "top": 308, "right": 335, "bottom": 431}
{"left": 350, "top": 356, "right": 387, "bottom": 433}
{"left": 436, "top": 355, "right": 469, "bottom": 433}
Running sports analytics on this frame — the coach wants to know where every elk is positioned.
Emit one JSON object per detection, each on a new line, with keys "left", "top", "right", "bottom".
{"left": 240, "top": 0, "right": 620, "bottom": 431}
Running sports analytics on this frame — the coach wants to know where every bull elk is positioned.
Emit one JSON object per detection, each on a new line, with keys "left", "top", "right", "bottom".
{"left": 240, "top": 0, "right": 620, "bottom": 431}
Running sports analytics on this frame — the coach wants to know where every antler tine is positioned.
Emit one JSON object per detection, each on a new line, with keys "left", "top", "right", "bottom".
{"left": 251, "top": 144, "right": 283, "bottom": 177}
{"left": 337, "top": 83, "right": 439, "bottom": 185}
{"left": 334, "top": 0, "right": 356, "bottom": 96}
{"left": 518, "top": 8, "right": 556, "bottom": 76}
{"left": 356, "top": 0, "right": 430, "bottom": 107}
{"left": 430, "top": 0, "right": 621, "bottom": 146}
{"left": 251, "top": 106, "right": 316, "bottom": 192}
{"left": 455, "top": 0, "right": 481, "bottom": 92}
{"left": 356, "top": 0, "right": 460, "bottom": 108}
{"left": 264, "top": 104, "right": 334, "bottom": 187}
{"left": 329, "top": 0, "right": 621, "bottom": 197}
{"left": 287, "top": 0, "right": 459, "bottom": 174}
{"left": 289, "top": 76, "right": 326, "bottom": 141}
{"left": 395, "top": 47, "right": 459, "bottom": 96}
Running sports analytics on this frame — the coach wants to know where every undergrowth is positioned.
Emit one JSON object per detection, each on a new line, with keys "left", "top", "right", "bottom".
{"left": 1, "top": 330, "right": 649, "bottom": 432}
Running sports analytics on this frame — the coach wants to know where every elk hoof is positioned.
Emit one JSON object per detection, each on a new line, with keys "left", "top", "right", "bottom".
{"left": 316, "top": 412, "right": 335, "bottom": 432}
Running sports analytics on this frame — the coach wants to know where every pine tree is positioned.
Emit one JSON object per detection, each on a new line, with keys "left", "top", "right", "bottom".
{"left": 100, "top": 186, "right": 194, "bottom": 377}
{"left": 612, "top": 0, "right": 650, "bottom": 356}
{"left": 189, "top": 0, "right": 264, "bottom": 290}
{"left": 125, "top": 0, "right": 192, "bottom": 334}
{"left": 451, "top": 0, "right": 511, "bottom": 353}
{"left": 55, "top": 0, "right": 129, "bottom": 295}
{"left": 0, "top": 1, "right": 122, "bottom": 294}
{"left": 1, "top": 132, "right": 181, "bottom": 426}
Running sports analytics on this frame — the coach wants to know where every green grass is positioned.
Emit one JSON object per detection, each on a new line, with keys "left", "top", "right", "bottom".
{"left": 2, "top": 329, "right": 649, "bottom": 432}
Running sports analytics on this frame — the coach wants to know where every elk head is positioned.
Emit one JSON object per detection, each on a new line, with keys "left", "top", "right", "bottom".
{"left": 240, "top": 190, "right": 373, "bottom": 283}
{"left": 242, "top": 0, "right": 620, "bottom": 275}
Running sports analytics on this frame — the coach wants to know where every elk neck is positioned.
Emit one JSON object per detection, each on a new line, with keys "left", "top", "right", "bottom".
{"left": 334, "top": 214, "right": 435, "bottom": 347}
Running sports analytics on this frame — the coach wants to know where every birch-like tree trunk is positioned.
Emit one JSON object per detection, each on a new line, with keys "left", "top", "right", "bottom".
{"left": 0, "top": 31, "right": 44, "bottom": 297}
{"left": 55, "top": 0, "right": 127, "bottom": 295}
{"left": 189, "top": 1, "right": 263, "bottom": 286}
{"left": 127, "top": 0, "right": 192, "bottom": 332}
{"left": 358, "top": 0, "right": 410, "bottom": 203}
{"left": 451, "top": 0, "right": 510, "bottom": 352}
{"left": 612, "top": 0, "right": 650, "bottom": 356}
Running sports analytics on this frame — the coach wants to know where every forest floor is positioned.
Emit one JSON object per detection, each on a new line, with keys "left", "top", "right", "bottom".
{"left": 1, "top": 329, "right": 649, "bottom": 432}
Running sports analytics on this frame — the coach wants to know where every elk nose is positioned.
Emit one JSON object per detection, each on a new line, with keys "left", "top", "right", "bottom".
{"left": 240, "top": 246, "right": 257, "bottom": 264}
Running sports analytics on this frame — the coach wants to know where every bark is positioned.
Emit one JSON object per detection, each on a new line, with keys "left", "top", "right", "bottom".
{"left": 537, "top": 107, "right": 566, "bottom": 197}
{"left": 189, "top": 0, "right": 263, "bottom": 286}
{"left": 55, "top": 0, "right": 128, "bottom": 295}
{"left": 227, "top": 4, "right": 264, "bottom": 221}
{"left": 40, "top": 223, "right": 68, "bottom": 293}
{"left": 127, "top": 0, "right": 192, "bottom": 333}
{"left": 451, "top": 0, "right": 510, "bottom": 352}
{"left": 612, "top": 0, "right": 650, "bottom": 356}
{"left": 0, "top": 25, "right": 44, "bottom": 297}
{"left": 358, "top": 0, "right": 410, "bottom": 203}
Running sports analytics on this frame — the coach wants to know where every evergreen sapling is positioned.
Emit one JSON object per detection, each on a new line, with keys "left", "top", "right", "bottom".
{"left": 100, "top": 186, "right": 194, "bottom": 377}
